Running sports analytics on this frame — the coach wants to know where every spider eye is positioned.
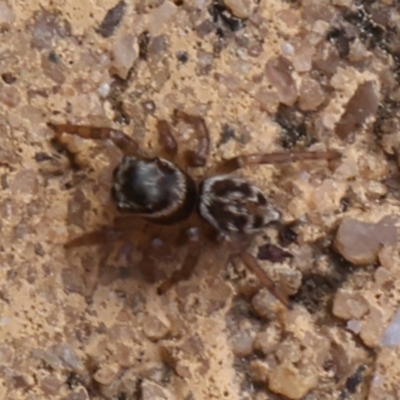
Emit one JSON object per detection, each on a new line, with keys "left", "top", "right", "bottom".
{"left": 112, "top": 156, "right": 196, "bottom": 223}
{"left": 199, "top": 176, "right": 280, "bottom": 235}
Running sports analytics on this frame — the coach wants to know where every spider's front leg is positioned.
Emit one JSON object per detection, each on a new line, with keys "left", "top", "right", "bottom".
{"left": 157, "top": 226, "right": 202, "bottom": 294}
{"left": 157, "top": 119, "right": 178, "bottom": 160}
{"left": 48, "top": 123, "right": 140, "bottom": 157}
{"left": 173, "top": 110, "right": 210, "bottom": 167}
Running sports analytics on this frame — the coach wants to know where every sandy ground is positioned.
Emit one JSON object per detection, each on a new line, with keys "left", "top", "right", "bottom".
{"left": 1, "top": 0, "right": 400, "bottom": 399}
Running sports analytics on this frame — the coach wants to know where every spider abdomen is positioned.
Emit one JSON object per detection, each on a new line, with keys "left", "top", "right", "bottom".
{"left": 199, "top": 175, "right": 280, "bottom": 236}
{"left": 112, "top": 156, "right": 197, "bottom": 224}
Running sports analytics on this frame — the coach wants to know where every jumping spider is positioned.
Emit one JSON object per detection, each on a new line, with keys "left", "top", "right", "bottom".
{"left": 49, "top": 110, "right": 339, "bottom": 307}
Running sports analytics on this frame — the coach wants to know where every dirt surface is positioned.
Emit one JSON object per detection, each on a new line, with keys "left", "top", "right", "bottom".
{"left": 1, "top": 1, "right": 400, "bottom": 399}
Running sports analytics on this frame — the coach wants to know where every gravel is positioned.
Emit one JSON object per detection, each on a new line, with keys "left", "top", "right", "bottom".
{"left": 1, "top": 0, "right": 400, "bottom": 398}
{"left": 382, "top": 307, "right": 400, "bottom": 348}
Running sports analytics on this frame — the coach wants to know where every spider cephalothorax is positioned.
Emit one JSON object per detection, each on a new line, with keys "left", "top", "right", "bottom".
{"left": 112, "top": 156, "right": 197, "bottom": 224}
{"left": 49, "top": 110, "right": 339, "bottom": 307}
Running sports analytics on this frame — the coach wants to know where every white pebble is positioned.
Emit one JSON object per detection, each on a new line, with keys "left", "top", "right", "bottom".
{"left": 346, "top": 319, "right": 362, "bottom": 334}
{"left": 0, "top": 317, "right": 10, "bottom": 326}
{"left": 98, "top": 82, "right": 110, "bottom": 98}
{"left": 382, "top": 308, "right": 400, "bottom": 347}
{"left": 282, "top": 42, "right": 294, "bottom": 55}
{"left": 112, "top": 33, "right": 138, "bottom": 79}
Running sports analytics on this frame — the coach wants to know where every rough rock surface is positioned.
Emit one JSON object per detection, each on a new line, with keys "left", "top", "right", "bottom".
{"left": 1, "top": 1, "right": 400, "bottom": 399}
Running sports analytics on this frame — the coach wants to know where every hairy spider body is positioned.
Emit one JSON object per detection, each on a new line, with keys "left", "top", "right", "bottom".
{"left": 113, "top": 154, "right": 280, "bottom": 235}
{"left": 112, "top": 156, "right": 197, "bottom": 224}
{"left": 49, "top": 111, "right": 339, "bottom": 307}
{"left": 199, "top": 176, "right": 280, "bottom": 236}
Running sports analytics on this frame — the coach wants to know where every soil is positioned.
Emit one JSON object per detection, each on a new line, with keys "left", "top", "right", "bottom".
{"left": 1, "top": 1, "right": 400, "bottom": 399}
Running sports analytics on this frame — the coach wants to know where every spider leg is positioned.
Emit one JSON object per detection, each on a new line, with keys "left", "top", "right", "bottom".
{"left": 64, "top": 227, "right": 123, "bottom": 249}
{"left": 137, "top": 249, "right": 157, "bottom": 284}
{"left": 173, "top": 110, "right": 210, "bottom": 167}
{"left": 157, "top": 227, "right": 201, "bottom": 294}
{"left": 238, "top": 250, "right": 291, "bottom": 309}
{"left": 157, "top": 119, "right": 178, "bottom": 160}
{"left": 64, "top": 228, "right": 124, "bottom": 297}
{"left": 137, "top": 237, "right": 174, "bottom": 284}
{"left": 220, "top": 150, "right": 341, "bottom": 173}
{"left": 48, "top": 123, "right": 140, "bottom": 157}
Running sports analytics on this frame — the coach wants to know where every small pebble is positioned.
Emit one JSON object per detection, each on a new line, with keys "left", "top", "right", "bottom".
{"left": 53, "top": 344, "right": 85, "bottom": 374}
{"left": 332, "top": 289, "right": 369, "bottom": 320}
{"left": 41, "top": 53, "right": 66, "bottom": 84}
{"left": 97, "top": 82, "right": 110, "bottom": 98}
{"left": 112, "top": 33, "right": 138, "bottom": 79}
{"left": 251, "top": 289, "right": 280, "bottom": 320}
{"left": 222, "top": 0, "right": 256, "bottom": 19}
{"left": 148, "top": 1, "right": 178, "bottom": 36}
{"left": 268, "top": 362, "right": 318, "bottom": 400}
{"left": 257, "top": 244, "right": 292, "bottom": 262}
{"left": 275, "top": 339, "right": 302, "bottom": 364}
{"left": 299, "top": 77, "right": 325, "bottom": 111}
{"left": 281, "top": 42, "right": 294, "bottom": 55}
{"left": 382, "top": 307, "right": 400, "bottom": 347}
{"left": 93, "top": 364, "right": 119, "bottom": 386}
{"left": 336, "top": 81, "right": 379, "bottom": 139}
{"left": 1, "top": 72, "right": 16, "bottom": 84}
{"left": 63, "top": 387, "right": 90, "bottom": 400}
{"left": 0, "top": 1, "right": 15, "bottom": 24}
{"left": 141, "top": 100, "right": 156, "bottom": 114}
{"left": 374, "top": 267, "right": 392, "bottom": 286}
{"left": 0, "top": 344, "right": 13, "bottom": 365}
{"left": 119, "top": 368, "right": 139, "bottom": 394}
{"left": 293, "top": 41, "right": 314, "bottom": 72}
{"left": 29, "top": 9, "right": 71, "bottom": 50}
{"left": 10, "top": 169, "right": 39, "bottom": 202}
{"left": 230, "top": 330, "right": 255, "bottom": 357}
{"left": 335, "top": 216, "right": 398, "bottom": 265}
{"left": 141, "top": 379, "right": 175, "bottom": 400}
{"left": 176, "top": 50, "right": 189, "bottom": 63}
{"left": 279, "top": 269, "right": 302, "bottom": 296}
{"left": 249, "top": 360, "right": 270, "bottom": 383}
{"left": 32, "top": 348, "right": 63, "bottom": 370}
{"left": 97, "top": 0, "right": 126, "bottom": 38}
{"left": 0, "top": 82, "right": 21, "bottom": 107}
{"left": 360, "top": 307, "right": 384, "bottom": 347}
{"left": 265, "top": 56, "right": 298, "bottom": 106}
{"left": 348, "top": 38, "right": 369, "bottom": 62}
{"left": 254, "top": 324, "right": 281, "bottom": 355}
{"left": 254, "top": 87, "right": 279, "bottom": 113}
{"left": 40, "top": 375, "right": 62, "bottom": 396}
{"left": 143, "top": 314, "right": 171, "bottom": 341}
{"left": 347, "top": 319, "right": 362, "bottom": 334}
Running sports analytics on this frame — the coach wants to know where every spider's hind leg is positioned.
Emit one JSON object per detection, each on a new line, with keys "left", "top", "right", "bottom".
{"left": 238, "top": 250, "right": 291, "bottom": 309}
{"left": 219, "top": 149, "right": 341, "bottom": 174}
{"left": 157, "top": 227, "right": 201, "bottom": 294}
{"left": 64, "top": 227, "right": 123, "bottom": 249}
{"left": 63, "top": 227, "right": 124, "bottom": 297}
{"left": 135, "top": 235, "right": 175, "bottom": 285}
